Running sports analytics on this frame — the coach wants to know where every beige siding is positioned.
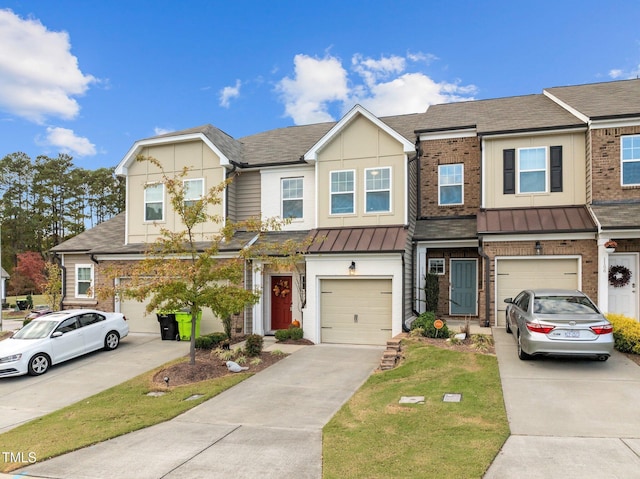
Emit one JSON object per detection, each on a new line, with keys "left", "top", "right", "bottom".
{"left": 126, "top": 140, "right": 226, "bottom": 243}
{"left": 484, "top": 132, "right": 586, "bottom": 208}
{"left": 61, "top": 253, "right": 99, "bottom": 308}
{"left": 317, "top": 115, "right": 407, "bottom": 228}
{"left": 234, "top": 170, "right": 261, "bottom": 222}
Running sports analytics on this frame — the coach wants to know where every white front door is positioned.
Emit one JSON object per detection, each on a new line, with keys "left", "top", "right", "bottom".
{"left": 608, "top": 253, "right": 638, "bottom": 320}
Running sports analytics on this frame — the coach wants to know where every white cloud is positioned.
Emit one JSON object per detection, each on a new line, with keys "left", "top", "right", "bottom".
{"left": 0, "top": 9, "right": 96, "bottom": 123}
{"left": 45, "top": 127, "right": 96, "bottom": 156}
{"left": 219, "top": 80, "right": 242, "bottom": 108}
{"left": 276, "top": 54, "right": 349, "bottom": 124}
{"left": 154, "top": 127, "right": 172, "bottom": 136}
{"left": 277, "top": 52, "right": 475, "bottom": 125}
{"left": 609, "top": 66, "right": 640, "bottom": 79}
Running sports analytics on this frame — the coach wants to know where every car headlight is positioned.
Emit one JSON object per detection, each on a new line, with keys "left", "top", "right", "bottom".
{"left": 0, "top": 354, "right": 22, "bottom": 363}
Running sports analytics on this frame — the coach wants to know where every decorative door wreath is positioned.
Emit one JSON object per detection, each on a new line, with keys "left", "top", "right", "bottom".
{"left": 609, "top": 265, "right": 632, "bottom": 288}
{"left": 273, "top": 279, "right": 291, "bottom": 298}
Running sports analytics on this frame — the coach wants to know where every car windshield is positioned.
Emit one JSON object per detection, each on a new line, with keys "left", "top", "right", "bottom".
{"left": 12, "top": 320, "right": 58, "bottom": 339}
{"left": 533, "top": 296, "right": 599, "bottom": 315}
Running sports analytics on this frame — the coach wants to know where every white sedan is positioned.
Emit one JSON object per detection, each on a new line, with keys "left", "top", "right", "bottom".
{"left": 0, "top": 309, "right": 129, "bottom": 377}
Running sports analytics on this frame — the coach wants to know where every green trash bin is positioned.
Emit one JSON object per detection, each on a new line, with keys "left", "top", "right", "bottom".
{"left": 175, "top": 310, "right": 202, "bottom": 341}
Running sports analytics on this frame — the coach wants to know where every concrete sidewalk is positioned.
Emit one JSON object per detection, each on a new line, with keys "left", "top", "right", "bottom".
{"left": 484, "top": 327, "right": 640, "bottom": 478}
{"left": 9, "top": 343, "right": 382, "bottom": 479}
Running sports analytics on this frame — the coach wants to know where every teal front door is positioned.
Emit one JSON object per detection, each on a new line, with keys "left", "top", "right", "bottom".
{"left": 450, "top": 259, "right": 477, "bottom": 315}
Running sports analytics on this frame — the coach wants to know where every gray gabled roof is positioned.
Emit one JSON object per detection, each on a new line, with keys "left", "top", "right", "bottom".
{"left": 545, "top": 78, "right": 640, "bottom": 120}
{"left": 415, "top": 94, "right": 585, "bottom": 135}
{"left": 145, "top": 124, "right": 245, "bottom": 164}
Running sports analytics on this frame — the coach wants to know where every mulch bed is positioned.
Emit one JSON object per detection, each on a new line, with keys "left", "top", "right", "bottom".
{"left": 413, "top": 336, "right": 496, "bottom": 355}
{"left": 152, "top": 337, "right": 315, "bottom": 387}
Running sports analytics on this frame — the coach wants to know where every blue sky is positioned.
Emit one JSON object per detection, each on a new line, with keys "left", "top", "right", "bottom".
{"left": 1, "top": 0, "right": 640, "bottom": 170}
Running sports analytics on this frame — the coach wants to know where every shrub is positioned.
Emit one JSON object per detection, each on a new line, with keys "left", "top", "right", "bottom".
{"left": 194, "top": 332, "right": 228, "bottom": 350}
{"left": 410, "top": 311, "right": 449, "bottom": 338}
{"left": 606, "top": 313, "right": 640, "bottom": 354}
{"left": 289, "top": 327, "right": 303, "bottom": 340}
{"left": 471, "top": 334, "right": 494, "bottom": 352}
{"left": 274, "top": 329, "right": 291, "bottom": 342}
{"left": 270, "top": 349, "right": 287, "bottom": 357}
{"left": 244, "top": 334, "right": 264, "bottom": 357}
{"left": 423, "top": 272, "right": 440, "bottom": 312}
{"left": 195, "top": 335, "right": 214, "bottom": 350}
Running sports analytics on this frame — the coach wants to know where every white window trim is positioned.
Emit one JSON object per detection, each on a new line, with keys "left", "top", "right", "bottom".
{"left": 428, "top": 258, "right": 445, "bottom": 275}
{"left": 144, "top": 183, "right": 165, "bottom": 222}
{"left": 183, "top": 178, "right": 204, "bottom": 206}
{"left": 75, "top": 264, "right": 94, "bottom": 298}
{"left": 517, "top": 147, "right": 548, "bottom": 194}
{"left": 329, "top": 169, "right": 356, "bottom": 216}
{"left": 281, "top": 177, "right": 304, "bottom": 221}
{"left": 438, "top": 164, "right": 464, "bottom": 206}
{"left": 621, "top": 134, "right": 640, "bottom": 187}
{"left": 364, "top": 167, "right": 392, "bottom": 214}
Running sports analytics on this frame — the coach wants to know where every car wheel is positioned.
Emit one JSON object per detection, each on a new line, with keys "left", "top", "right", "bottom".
{"left": 505, "top": 315, "right": 512, "bottom": 334}
{"left": 104, "top": 331, "right": 120, "bottom": 350}
{"left": 517, "top": 333, "right": 532, "bottom": 360}
{"left": 28, "top": 353, "right": 50, "bottom": 376}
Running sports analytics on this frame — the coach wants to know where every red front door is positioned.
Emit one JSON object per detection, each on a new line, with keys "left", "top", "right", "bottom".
{"left": 271, "top": 275, "right": 292, "bottom": 330}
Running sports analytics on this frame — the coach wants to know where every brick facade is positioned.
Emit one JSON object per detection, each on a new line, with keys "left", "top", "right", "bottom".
{"left": 419, "top": 136, "right": 481, "bottom": 217}
{"left": 590, "top": 125, "right": 640, "bottom": 202}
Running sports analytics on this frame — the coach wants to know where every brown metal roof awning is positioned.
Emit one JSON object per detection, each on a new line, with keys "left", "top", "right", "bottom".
{"left": 477, "top": 206, "right": 596, "bottom": 234}
{"left": 307, "top": 226, "right": 407, "bottom": 253}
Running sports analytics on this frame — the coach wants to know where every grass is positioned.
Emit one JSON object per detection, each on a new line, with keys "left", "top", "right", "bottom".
{"left": 0, "top": 358, "right": 248, "bottom": 473}
{"left": 322, "top": 340, "right": 510, "bottom": 479}
{"left": 0, "top": 339, "right": 509, "bottom": 476}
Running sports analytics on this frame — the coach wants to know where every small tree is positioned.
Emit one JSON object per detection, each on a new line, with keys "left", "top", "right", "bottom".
{"left": 40, "top": 262, "right": 62, "bottom": 310}
{"left": 100, "top": 156, "right": 291, "bottom": 365}
{"left": 423, "top": 272, "right": 440, "bottom": 312}
{"left": 9, "top": 251, "right": 46, "bottom": 294}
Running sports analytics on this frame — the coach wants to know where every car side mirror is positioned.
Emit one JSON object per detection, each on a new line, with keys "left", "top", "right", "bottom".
{"left": 504, "top": 298, "right": 513, "bottom": 304}
{"left": 51, "top": 331, "right": 63, "bottom": 338}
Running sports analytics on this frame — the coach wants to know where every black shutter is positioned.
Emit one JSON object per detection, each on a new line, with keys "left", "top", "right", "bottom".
{"left": 550, "top": 146, "right": 563, "bottom": 192}
{"left": 503, "top": 149, "right": 515, "bottom": 194}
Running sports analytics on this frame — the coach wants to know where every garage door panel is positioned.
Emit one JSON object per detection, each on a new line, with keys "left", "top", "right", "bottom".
{"left": 496, "top": 259, "right": 579, "bottom": 326}
{"left": 321, "top": 279, "right": 392, "bottom": 345}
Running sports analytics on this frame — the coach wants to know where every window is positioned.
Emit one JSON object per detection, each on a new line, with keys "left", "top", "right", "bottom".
{"left": 518, "top": 147, "right": 546, "bottom": 193}
{"left": 622, "top": 135, "right": 640, "bottom": 186}
{"left": 438, "top": 164, "right": 463, "bottom": 205}
{"left": 183, "top": 178, "right": 204, "bottom": 208}
{"left": 282, "top": 178, "right": 303, "bottom": 219}
{"left": 365, "top": 167, "right": 391, "bottom": 212}
{"left": 330, "top": 170, "right": 355, "bottom": 214}
{"left": 76, "top": 265, "right": 93, "bottom": 298}
{"left": 144, "top": 183, "right": 164, "bottom": 221}
{"left": 504, "top": 147, "right": 562, "bottom": 194}
{"left": 428, "top": 258, "right": 445, "bottom": 275}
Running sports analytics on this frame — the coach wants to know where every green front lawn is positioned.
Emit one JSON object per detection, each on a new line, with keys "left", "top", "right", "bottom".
{"left": 323, "top": 340, "right": 509, "bottom": 478}
{"left": 0, "top": 339, "right": 509, "bottom": 476}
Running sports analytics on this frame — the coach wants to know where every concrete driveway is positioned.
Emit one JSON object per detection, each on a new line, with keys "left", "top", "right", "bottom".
{"left": 485, "top": 328, "right": 640, "bottom": 478}
{"left": 0, "top": 333, "right": 189, "bottom": 433}
{"left": 10, "top": 344, "right": 381, "bottom": 479}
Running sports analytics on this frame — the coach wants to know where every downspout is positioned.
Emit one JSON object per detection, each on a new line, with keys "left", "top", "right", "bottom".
{"left": 478, "top": 237, "right": 491, "bottom": 327}
{"left": 406, "top": 138, "right": 423, "bottom": 331}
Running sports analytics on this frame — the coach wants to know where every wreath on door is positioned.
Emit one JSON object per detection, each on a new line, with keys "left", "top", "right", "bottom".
{"left": 609, "top": 265, "right": 632, "bottom": 288}
{"left": 273, "top": 279, "right": 290, "bottom": 298}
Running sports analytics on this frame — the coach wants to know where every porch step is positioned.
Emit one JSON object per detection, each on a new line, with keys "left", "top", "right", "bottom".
{"left": 379, "top": 334, "right": 407, "bottom": 371}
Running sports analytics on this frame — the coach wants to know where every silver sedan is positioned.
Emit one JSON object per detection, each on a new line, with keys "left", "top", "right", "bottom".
{"left": 504, "top": 289, "right": 614, "bottom": 361}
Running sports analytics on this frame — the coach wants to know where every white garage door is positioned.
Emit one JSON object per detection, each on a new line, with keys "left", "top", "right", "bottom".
{"left": 320, "top": 279, "right": 392, "bottom": 345}
{"left": 495, "top": 258, "right": 579, "bottom": 326}
{"left": 118, "top": 279, "right": 223, "bottom": 335}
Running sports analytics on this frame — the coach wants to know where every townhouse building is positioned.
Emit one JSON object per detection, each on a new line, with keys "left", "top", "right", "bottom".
{"left": 51, "top": 78, "right": 640, "bottom": 344}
